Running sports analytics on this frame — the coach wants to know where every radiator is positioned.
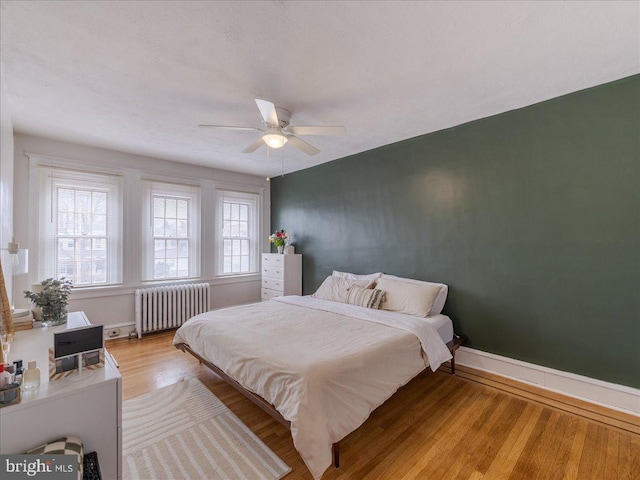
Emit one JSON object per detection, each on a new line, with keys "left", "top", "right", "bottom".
{"left": 134, "top": 283, "right": 210, "bottom": 338}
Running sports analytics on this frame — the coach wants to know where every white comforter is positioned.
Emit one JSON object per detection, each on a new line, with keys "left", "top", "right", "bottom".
{"left": 173, "top": 296, "right": 452, "bottom": 479}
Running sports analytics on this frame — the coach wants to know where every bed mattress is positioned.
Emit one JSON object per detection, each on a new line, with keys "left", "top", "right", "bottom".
{"left": 173, "top": 295, "right": 452, "bottom": 479}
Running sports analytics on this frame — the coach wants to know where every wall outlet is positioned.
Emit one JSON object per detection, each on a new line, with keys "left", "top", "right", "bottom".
{"left": 107, "top": 328, "right": 120, "bottom": 338}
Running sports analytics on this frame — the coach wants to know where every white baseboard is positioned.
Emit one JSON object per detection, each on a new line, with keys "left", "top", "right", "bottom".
{"left": 456, "top": 347, "right": 640, "bottom": 416}
{"left": 103, "top": 322, "right": 136, "bottom": 340}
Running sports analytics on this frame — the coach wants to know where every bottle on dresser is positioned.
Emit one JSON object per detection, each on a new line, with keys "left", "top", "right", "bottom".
{"left": 0, "top": 363, "right": 10, "bottom": 387}
{"left": 23, "top": 360, "right": 41, "bottom": 390}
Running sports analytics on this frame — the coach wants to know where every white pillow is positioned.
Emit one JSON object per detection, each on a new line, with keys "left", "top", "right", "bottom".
{"left": 312, "top": 276, "right": 371, "bottom": 303}
{"left": 381, "top": 274, "right": 448, "bottom": 315}
{"left": 332, "top": 270, "right": 382, "bottom": 288}
{"left": 376, "top": 277, "right": 441, "bottom": 317}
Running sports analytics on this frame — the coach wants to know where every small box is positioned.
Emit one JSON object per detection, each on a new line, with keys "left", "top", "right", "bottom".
{"left": 0, "top": 382, "right": 21, "bottom": 407}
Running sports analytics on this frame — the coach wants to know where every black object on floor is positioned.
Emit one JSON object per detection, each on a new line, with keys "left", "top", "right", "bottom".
{"left": 83, "top": 451, "right": 102, "bottom": 480}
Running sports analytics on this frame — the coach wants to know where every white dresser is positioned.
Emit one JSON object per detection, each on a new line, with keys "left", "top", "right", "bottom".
{"left": 0, "top": 312, "right": 122, "bottom": 480}
{"left": 261, "top": 253, "right": 302, "bottom": 300}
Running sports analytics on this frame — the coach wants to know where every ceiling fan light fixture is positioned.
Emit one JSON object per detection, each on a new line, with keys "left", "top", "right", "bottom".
{"left": 262, "top": 132, "right": 288, "bottom": 149}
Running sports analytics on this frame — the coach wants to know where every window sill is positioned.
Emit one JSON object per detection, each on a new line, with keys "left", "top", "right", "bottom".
{"left": 66, "top": 274, "right": 261, "bottom": 300}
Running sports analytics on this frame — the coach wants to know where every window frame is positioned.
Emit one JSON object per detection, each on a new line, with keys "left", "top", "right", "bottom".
{"left": 142, "top": 180, "right": 200, "bottom": 282}
{"left": 215, "top": 189, "right": 260, "bottom": 276}
{"left": 37, "top": 167, "right": 123, "bottom": 287}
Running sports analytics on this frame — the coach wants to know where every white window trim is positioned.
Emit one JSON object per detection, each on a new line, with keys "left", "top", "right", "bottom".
{"left": 33, "top": 162, "right": 123, "bottom": 287}
{"left": 141, "top": 180, "right": 201, "bottom": 282}
{"left": 214, "top": 188, "right": 262, "bottom": 276}
{"left": 26, "top": 154, "right": 266, "bottom": 293}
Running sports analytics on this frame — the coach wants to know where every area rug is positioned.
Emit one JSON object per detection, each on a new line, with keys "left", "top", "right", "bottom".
{"left": 122, "top": 378, "right": 291, "bottom": 480}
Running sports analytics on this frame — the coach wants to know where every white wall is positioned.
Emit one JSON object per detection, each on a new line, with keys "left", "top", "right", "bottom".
{"left": 0, "top": 79, "right": 15, "bottom": 305}
{"left": 13, "top": 133, "right": 271, "bottom": 331}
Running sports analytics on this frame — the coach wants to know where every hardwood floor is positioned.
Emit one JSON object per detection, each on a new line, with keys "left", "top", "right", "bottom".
{"left": 107, "top": 331, "right": 640, "bottom": 480}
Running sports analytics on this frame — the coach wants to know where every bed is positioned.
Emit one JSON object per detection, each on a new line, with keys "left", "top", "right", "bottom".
{"left": 174, "top": 275, "right": 462, "bottom": 480}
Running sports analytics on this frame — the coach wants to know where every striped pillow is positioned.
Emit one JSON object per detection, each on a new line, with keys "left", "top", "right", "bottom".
{"left": 346, "top": 285, "right": 385, "bottom": 309}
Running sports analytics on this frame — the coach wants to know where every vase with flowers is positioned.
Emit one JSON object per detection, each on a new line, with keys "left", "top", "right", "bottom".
{"left": 269, "top": 230, "right": 289, "bottom": 254}
{"left": 24, "top": 277, "right": 73, "bottom": 326}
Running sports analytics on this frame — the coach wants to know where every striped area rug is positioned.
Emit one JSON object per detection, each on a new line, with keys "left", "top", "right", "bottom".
{"left": 122, "top": 378, "right": 291, "bottom": 480}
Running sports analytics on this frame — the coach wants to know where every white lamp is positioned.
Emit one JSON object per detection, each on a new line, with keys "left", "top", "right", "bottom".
{"left": 262, "top": 130, "right": 288, "bottom": 149}
{"left": 6, "top": 237, "right": 28, "bottom": 312}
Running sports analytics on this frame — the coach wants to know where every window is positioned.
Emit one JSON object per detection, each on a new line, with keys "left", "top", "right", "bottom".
{"left": 216, "top": 190, "right": 260, "bottom": 275}
{"left": 38, "top": 167, "right": 122, "bottom": 286}
{"left": 143, "top": 181, "right": 200, "bottom": 281}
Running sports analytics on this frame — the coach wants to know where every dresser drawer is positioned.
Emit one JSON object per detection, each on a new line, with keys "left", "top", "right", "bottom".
{"left": 261, "top": 288, "right": 281, "bottom": 301}
{"left": 262, "top": 254, "right": 285, "bottom": 267}
{"left": 262, "top": 277, "right": 284, "bottom": 291}
{"left": 262, "top": 265, "right": 284, "bottom": 279}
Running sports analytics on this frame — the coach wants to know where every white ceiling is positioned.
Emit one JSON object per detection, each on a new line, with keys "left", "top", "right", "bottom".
{"left": 1, "top": 1, "right": 638, "bottom": 177}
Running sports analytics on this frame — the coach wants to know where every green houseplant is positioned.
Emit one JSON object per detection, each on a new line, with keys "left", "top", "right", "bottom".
{"left": 24, "top": 278, "right": 73, "bottom": 326}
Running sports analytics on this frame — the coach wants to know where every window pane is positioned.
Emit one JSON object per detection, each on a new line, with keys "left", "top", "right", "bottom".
{"left": 232, "top": 239, "right": 240, "bottom": 255}
{"left": 166, "top": 240, "right": 177, "bottom": 257}
{"left": 239, "top": 221, "right": 248, "bottom": 237}
{"left": 177, "top": 258, "right": 188, "bottom": 277}
{"left": 165, "top": 199, "right": 177, "bottom": 218}
{"left": 154, "top": 260, "right": 166, "bottom": 279}
{"left": 93, "top": 239, "right": 107, "bottom": 259}
{"left": 177, "top": 219, "right": 188, "bottom": 237}
{"left": 93, "top": 192, "right": 107, "bottom": 214}
{"left": 77, "top": 213, "right": 91, "bottom": 235}
{"left": 78, "top": 261, "right": 92, "bottom": 284}
{"left": 153, "top": 197, "right": 165, "bottom": 217}
{"left": 79, "top": 238, "right": 92, "bottom": 260}
{"left": 57, "top": 238, "right": 75, "bottom": 261}
{"left": 223, "top": 256, "right": 231, "bottom": 273}
{"left": 58, "top": 189, "right": 75, "bottom": 212}
{"left": 57, "top": 261, "right": 75, "bottom": 279}
{"left": 57, "top": 213, "right": 75, "bottom": 235}
{"left": 153, "top": 218, "right": 164, "bottom": 236}
{"left": 76, "top": 191, "right": 91, "bottom": 213}
{"left": 93, "top": 261, "right": 107, "bottom": 283}
{"left": 92, "top": 214, "right": 107, "bottom": 236}
{"left": 154, "top": 239, "right": 165, "bottom": 259}
{"left": 231, "top": 203, "right": 239, "bottom": 221}
{"left": 240, "top": 204, "right": 248, "bottom": 221}
{"left": 230, "top": 222, "right": 239, "bottom": 237}
{"left": 177, "top": 200, "right": 188, "bottom": 219}
{"left": 241, "top": 239, "right": 249, "bottom": 255}
{"left": 223, "top": 202, "right": 230, "bottom": 221}
{"left": 165, "top": 219, "right": 177, "bottom": 237}
{"left": 178, "top": 240, "right": 188, "bottom": 257}
{"left": 223, "top": 239, "right": 231, "bottom": 255}
{"left": 223, "top": 221, "right": 231, "bottom": 237}
{"left": 241, "top": 256, "right": 249, "bottom": 272}
{"left": 231, "top": 256, "right": 240, "bottom": 272}
{"left": 165, "top": 258, "right": 177, "bottom": 277}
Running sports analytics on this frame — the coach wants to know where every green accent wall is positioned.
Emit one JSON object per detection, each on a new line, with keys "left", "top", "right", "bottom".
{"left": 271, "top": 75, "right": 640, "bottom": 388}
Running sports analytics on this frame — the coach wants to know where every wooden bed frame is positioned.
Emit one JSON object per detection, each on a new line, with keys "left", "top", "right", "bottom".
{"left": 175, "top": 334, "right": 466, "bottom": 469}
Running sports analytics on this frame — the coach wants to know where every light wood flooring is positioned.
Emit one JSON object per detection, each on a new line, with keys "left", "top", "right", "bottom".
{"left": 107, "top": 331, "right": 640, "bottom": 480}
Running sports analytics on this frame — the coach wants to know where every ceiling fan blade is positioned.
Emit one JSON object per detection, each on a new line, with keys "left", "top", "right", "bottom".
{"left": 198, "top": 124, "right": 260, "bottom": 131}
{"left": 286, "top": 125, "right": 346, "bottom": 136}
{"left": 255, "top": 99, "right": 279, "bottom": 127}
{"left": 242, "top": 137, "right": 265, "bottom": 153}
{"left": 286, "top": 135, "right": 320, "bottom": 156}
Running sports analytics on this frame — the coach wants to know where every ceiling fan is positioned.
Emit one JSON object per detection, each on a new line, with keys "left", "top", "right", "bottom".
{"left": 199, "top": 99, "right": 346, "bottom": 156}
